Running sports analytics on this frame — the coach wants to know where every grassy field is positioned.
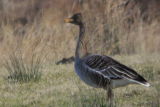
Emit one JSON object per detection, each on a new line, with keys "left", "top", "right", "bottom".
{"left": 0, "top": 0, "right": 160, "bottom": 107}
{"left": 0, "top": 54, "right": 159, "bottom": 107}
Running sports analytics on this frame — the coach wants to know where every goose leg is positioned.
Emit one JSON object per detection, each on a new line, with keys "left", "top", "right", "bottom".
{"left": 109, "top": 87, "right": 114, "bottom": 107}
{"left": 106, "top": 86, "right": 114, "bottom": 107}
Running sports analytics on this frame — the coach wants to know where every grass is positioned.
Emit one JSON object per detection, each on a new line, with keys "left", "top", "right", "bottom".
{"left": 4, "top": 52, "right": 43, "bottom": 83}
{"left": 0, "top": 54, "right": 159, "bottom": 107}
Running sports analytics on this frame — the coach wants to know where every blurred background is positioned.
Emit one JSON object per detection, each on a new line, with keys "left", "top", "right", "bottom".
{"left": 0, "top": 0, "right": 160, "bottom": 62}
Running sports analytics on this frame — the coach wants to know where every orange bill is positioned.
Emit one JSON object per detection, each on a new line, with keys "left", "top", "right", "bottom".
{"left": 64, "top": 18, "right": 73, "bottom": 23}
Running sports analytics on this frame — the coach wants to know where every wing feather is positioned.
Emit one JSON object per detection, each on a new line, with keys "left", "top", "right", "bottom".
{"left": 83, "top": 55, "right": 148, "bottom": 84}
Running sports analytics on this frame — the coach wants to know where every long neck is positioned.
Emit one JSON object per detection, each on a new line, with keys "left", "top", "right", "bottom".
{"left": 75, "top": 24, "right": 85, "bottom": 59}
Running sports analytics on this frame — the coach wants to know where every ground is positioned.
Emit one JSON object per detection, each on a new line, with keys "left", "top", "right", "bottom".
{"left": 0, "top": 54, "right": 159, "bottom": 107}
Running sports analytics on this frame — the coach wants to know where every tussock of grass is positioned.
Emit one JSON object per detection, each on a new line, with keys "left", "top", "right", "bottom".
{"left": 4, "top": 52, "right": 43, "bottom": 82}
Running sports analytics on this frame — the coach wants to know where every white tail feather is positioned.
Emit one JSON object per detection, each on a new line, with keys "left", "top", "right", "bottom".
{"left": 142, "top": 82, "right": 150, "bottom": 87}
{"left": 133, "top": 80, "right": 150, "bottom": 87}
{"left": 125, "top": 77, "right": 151, "bottom": 87}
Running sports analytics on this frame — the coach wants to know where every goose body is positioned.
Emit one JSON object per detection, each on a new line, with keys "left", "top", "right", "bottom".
{"left": 75, "top": 54, "right": 150, "bottom": 89}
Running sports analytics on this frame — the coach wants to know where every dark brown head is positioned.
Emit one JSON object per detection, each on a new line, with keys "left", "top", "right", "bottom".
{"left": 64, "top": 13, "right": 83, "bottom": 25}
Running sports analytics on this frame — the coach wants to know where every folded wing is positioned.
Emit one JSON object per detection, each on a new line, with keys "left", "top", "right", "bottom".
{"left": 83, "top": 55, "right": 150, "bottom": 86}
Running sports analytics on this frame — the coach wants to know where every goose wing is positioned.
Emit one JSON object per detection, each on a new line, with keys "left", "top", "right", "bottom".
{"left": 83, "top": 54, "right": 149, "bottom": 85}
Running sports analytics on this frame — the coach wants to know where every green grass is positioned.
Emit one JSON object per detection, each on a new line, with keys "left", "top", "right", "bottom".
{"left": 0, "top": 54, "right": 159, "bottom": 107}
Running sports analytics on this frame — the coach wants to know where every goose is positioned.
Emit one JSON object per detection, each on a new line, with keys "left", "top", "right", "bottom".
{"left": 64, "top": 13, "right": 150, "bottom": 106}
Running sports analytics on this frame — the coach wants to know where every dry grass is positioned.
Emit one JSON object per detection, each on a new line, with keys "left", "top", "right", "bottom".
{"left": 4, "top": 51, "right": 43, "bottom": 83}
{"left": 0, "top": 0, "right": 160, "bottom": 61}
